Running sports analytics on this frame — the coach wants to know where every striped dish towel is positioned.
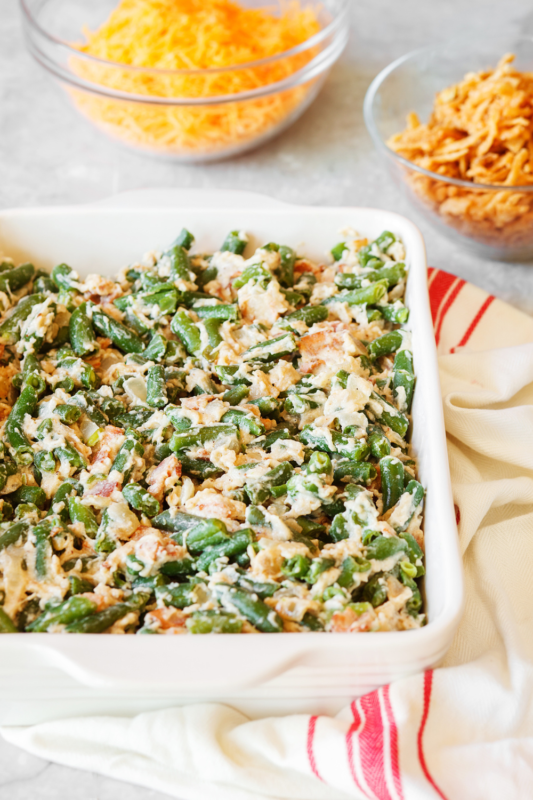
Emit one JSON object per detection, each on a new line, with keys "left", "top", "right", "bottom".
{"left": 4, "top": 271, "right": 533, "bottom": 800}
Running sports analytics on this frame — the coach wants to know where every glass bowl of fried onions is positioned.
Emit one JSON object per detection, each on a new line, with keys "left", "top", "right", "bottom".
{"left": 364, "top": 36, "right": 533, "bottom": 261}
{"left": 21, "top": 0, "right": 348, "bottom": 162}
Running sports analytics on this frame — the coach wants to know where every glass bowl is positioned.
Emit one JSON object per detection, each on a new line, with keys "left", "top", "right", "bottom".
{"left": 20, "top": 0, "right": 349, "bottom": 163}
{"left": 364, "top": 35, "right": 533, "bottom": 262}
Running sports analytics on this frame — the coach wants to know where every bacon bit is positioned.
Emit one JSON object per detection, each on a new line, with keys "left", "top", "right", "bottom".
{"left": 91, "top": 425, "right": 125, "bottom": 467}
{"left": 147, "top": 455, "right": 181, "bottom": 502}
{"left": 294, "top": 258, "right": 319, "bottom": 276}
{"left": 97, "top": 337, "right": 112, "bottom": 349}
{"left": 86, "top": 479, "right": 119, "bottom": 498}
{"left": 146, "top": 607, "right": 188, "bottom": 630}
{"left": 329, "top": 607, "right": 375, "bottom": 633}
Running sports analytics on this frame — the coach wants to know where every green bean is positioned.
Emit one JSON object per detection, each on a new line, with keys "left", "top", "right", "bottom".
{"left": 55, "top": 404, "right": 82, "bottom": 424}
{"left": 263, "top": 243, "right": 296, "bottom": 287}
{"left": 365, "top": 534, "right": 408, "bottom": 561}
{"left": 33, "top": 450, "right": 56, "bottom": 475}
{"left": 0, "top": 261, "right": 35, "bottom": 293}
{"left": 11, "top": 485, "right": 47, "bottom": 509}
{"left": 187, "top": 610, "right": 243, "bottom": 634}
{"left": 170, "top": 309, "right": 202, "bottom": 356}
{"left": 157, "top": 581, "right": 199, "bottom": 609}
{"left": 68, "top": 496, "right": 99, "bottom": 538}
{"left": 144, "top": 333, "right": 168, "bottom": 362}
{"left": 113, "top": 408, "right": 154, "bottom": 430}
{"left": 337, "top": 556, "right": 371, "bottom": 588}
{"left": 57, "top": 356, "right": 98, "bottom": 390}
{"left": 111, "top": 437, "right": 144, "bottom": 483}
{"left": 299, "top": 426, "right": 369, "bottom": 460}
{"left": 203, "top": 317, "right": 223, "bottom": 359}
{"left": 152, "top": 509, "right": 205, "bottom": 537}
{"left": 361, "top": 574, "right": 388, "bottom": 607}
{"left": 331, "top": 242, "right": 347, "bottom": 262}
{"left": 0, "top": 607, "right": 17, "bottom": 633}
{"left": 390, "top": 480, "right": 425, "bottom": 533}
{"left": 221, "top": 230, "right": 247, "bottom": 255}
{"left": 243, "top": 332, "right": 297, "bottom": 362}
{"left": 300, "top": 612, "right": 324, "bottom": 631}
{"left": 122, "top": 482, "right": 160, "bottom": 518}
{"left": 172, "top": 228, "right": 195, "bottom": 251}
{"left": 49, "top": 479, "right": 81, "bottom": 522}
{"left": 367, "top": 330, "right": 404, "bottom": 358}
{"left": 92, "top": 309, "right": 145, "bottom": 354}
{"left": 222, "top": 385, "right": 249, "bottom": 405}
{"left": 394, "top": 349, "right": 414, "bottom": 374}
{"left": 367, "top": 425, "right": 391, "bottom": 459}
{"left": 305, "top": 557, "right": 336, "bottom": 584}
{"left": 186, "top": 518, "right": 230, "bottom": 554}
{"left": 284, "top": 305, "right": 328, "bottom": 325}
{"left": 281, "top": 554, "right": 311, "bottom": 580}
{"left": 55, "top": 442, "right": 88, "bottom": 471}
{"left": 69, "top": 302, "right": 97, "bottom": 357}
{"left": 166, "top": 243, "right": 193, "bottom": 282}
{"left": 393, "top": 369, "right": 415, "bottom": 413}
{"left": 195, "top": 303, "right": 239, "bottom": 321}
{"left": 69, "top": 575, "right": 95, "bottom": 595}
{"left": 33, "top": 516, "right": 63, "bottom": 579}
{"left": 170, "top": 424, "right": 238, "bottom": 453}
{"left": 245, "top": 462, "right": 294, "bottom": 505}
{"left": 233, "top": 262, "right": 271, "bottom": 290}
{"left": 0, "top": 293, "right": 46, "bottom": 344}
{"left": 179, "top": 456, "right": 223, "bottom": 479}
{"left": 380, "top": 456, "right": 405, "bottom": 513}
{"left": 146, "top": 365, "right": 168, "bottom": 408}
{"left": 375, "top": 231, "right": 396, "bottom": 251}
{"left": 325, "top": 279, "right": 388, "bottom": 308}
{"left": 214, "top": 365, "right": 251, "bottom": 386}
{"left": 248, "top": 396, "right": 281, "bottom": 418}
{"left": 6, "top": 385, "right": 37, "bottom": 463}
{"left": 0, "top": 520, "right": 29, "bottom": 552}
{"left": 381, "top": 302, "right": 409, "bottom": 325}
{"left": 33, "top": 275, "right": 56, "bottom": 294}
{"left": 65, "top": 601, "right": 141, "bottom": 633}
{"left": 217, "top": 585, "right": 283, "bottom": 633}
{"left": 195, "top": 529, "right": 254, "bottom": 572}
{"left": 51, "top": 263, "right": 77, "bottom": 291}
{"left": 333, "top": 459, "right": 377, "bottom": 485}
{"left": 221, "top": 408, "right": 265, "bottom": 436}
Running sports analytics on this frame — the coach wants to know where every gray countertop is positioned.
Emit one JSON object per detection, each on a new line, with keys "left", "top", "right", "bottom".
{"left": 1, "top": 0, "right": 533, "bottom": 797}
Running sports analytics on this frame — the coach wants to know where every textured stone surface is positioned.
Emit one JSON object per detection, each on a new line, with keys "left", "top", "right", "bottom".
{"left": 1, "top": 0, "right": 533, "bottom": 797}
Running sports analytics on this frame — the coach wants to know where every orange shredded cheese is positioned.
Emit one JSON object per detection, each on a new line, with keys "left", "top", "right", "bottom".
{"left": 70, "top": 0, "right": 322, "bottom": 158}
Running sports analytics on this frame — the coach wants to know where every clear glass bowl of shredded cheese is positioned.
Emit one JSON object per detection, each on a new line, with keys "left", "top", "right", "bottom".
{"left": 21, "top": 0, "right": 349, "bottom": 162}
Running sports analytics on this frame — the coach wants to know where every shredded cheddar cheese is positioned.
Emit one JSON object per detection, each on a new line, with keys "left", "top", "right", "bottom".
{"left": 70, "top": 0, "right": 322, "bottom": 158}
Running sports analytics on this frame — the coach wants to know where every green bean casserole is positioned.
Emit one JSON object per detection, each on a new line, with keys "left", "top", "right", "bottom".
{"left": 0, "top": 227, "right": 425, "bottom": 635}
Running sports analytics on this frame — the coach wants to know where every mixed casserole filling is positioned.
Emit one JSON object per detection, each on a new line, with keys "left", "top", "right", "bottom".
{"left": 0, "top": 227, "right": 425, "bottom": 634}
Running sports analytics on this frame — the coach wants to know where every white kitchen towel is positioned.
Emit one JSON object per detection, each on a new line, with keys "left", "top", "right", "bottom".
{"left": 3, "top": 270, "right": 533, "bottom": 800}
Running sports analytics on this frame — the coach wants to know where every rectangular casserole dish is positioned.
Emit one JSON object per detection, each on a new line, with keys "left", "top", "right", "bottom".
{"left": 0, "top": 190, "right": 463, "bottom": 724}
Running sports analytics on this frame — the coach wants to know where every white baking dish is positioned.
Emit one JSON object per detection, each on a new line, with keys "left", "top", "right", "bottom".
{"left": 0, "top": 190, "right": 463, "bottom": 724}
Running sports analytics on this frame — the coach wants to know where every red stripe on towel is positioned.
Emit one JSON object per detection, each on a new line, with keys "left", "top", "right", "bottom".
{"left": 347, "top": 700, "right": 371, "bottom": 798}
{"left": 359, "top": 691, "right": 393, "bottom": 800}
{"left": 418, "top": 671, "right": 448, "bottom": 800}
{"left": 435, "top": 279, "right": 466, "bottom": 346}
{"left": 382, "top": 685, "right": 404, "bottom": 800}
{"left": 428, "top": 270, "right": 457, "bottom": 327}
{"left": 307, "top": 715, "right": 323, "bottom": 782}
{"left": 451, "top": 296, "right": 495, "bottom": 352}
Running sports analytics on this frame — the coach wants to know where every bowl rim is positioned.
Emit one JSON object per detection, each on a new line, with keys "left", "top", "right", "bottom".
{"left": 20, "top": 0, "right": 350, "bottom": 76}
{"left": 363, "top": 36, "right": 533, "bottom": 193}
